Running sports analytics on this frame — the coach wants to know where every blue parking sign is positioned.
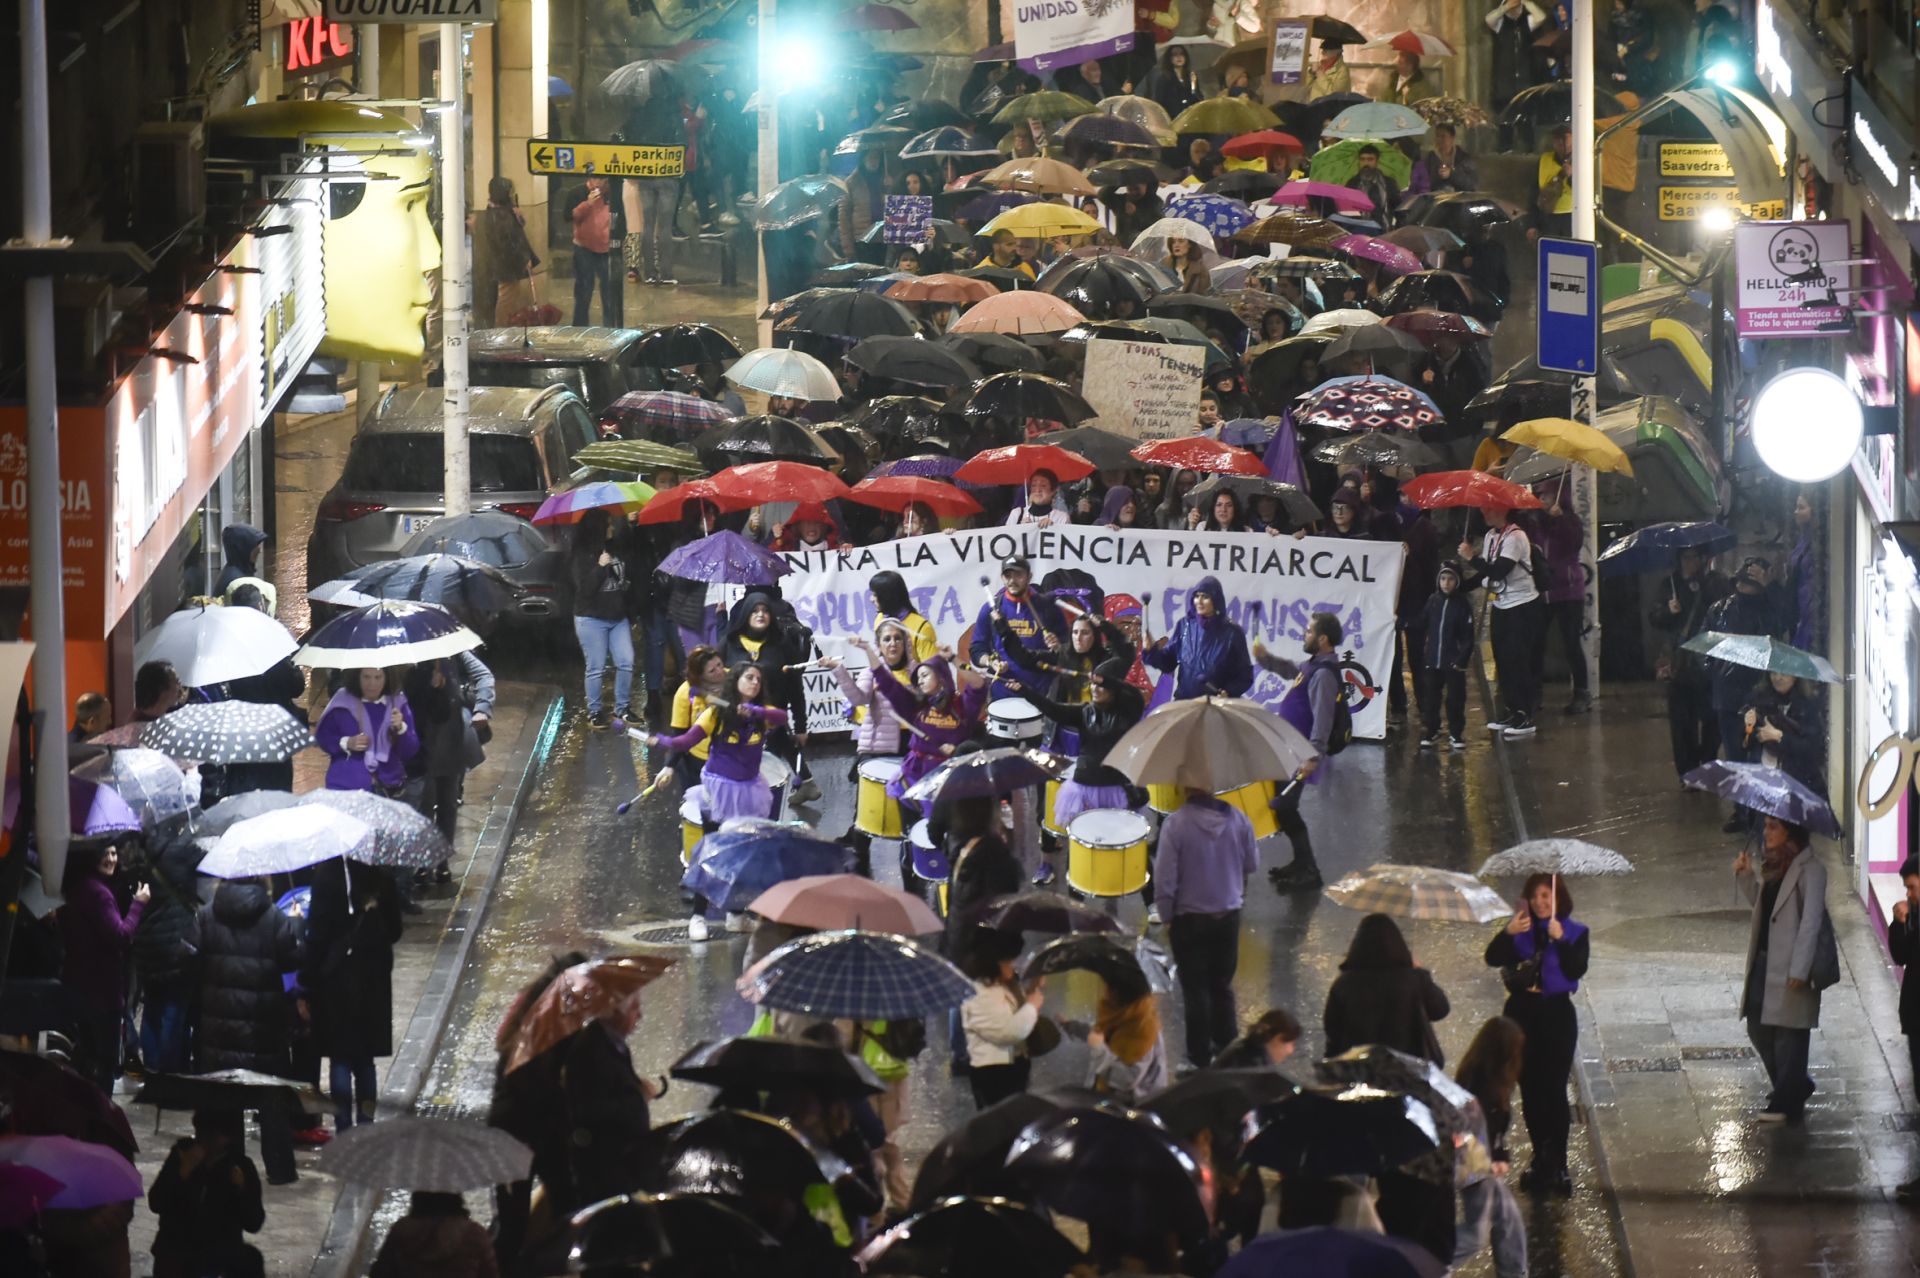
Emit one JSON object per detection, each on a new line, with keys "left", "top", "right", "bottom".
{"left": 1536, "top": 237, "right": 1599, "bottom": 375}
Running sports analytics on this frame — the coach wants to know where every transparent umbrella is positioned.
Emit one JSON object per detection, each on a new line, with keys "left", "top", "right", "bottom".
{"left": 197, "top": 807, "right": 375, "bottom": 879}
{"left": 299, "top": 790, "right": 451, "bottom": 870}
{"left": 70, "top": 748, "right": 191, "bottom": 829}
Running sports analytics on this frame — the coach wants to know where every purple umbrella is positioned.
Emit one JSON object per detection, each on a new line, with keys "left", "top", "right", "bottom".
{"left": 902, "top": 747, "right": 1068, "bottom": 804}
{"left": 660, "top": 530, "right": 794, "bottom": 585}
{"left": 295, "top": 600, "right": 481, "bottom": 669}
{"left": 1219, "top": 418, "right": 1276, "bottom": 449}
{"left": 870, "top": 454, "right": 964, "bottom": 480}
{"left": 0, "top": 1163, "right": 64, "bottom": 1229}
{"left": 1332, "top": 233, "right": 1425, "bottom": 277}
{"left": 0, "top": 1135, "right": 142, "bottom": 1210}
{"left": 1683, "top": 761, "right": 1842, "bottom": 838}
{"left": 70, "top": 777, "right": 141, "bottom": 839}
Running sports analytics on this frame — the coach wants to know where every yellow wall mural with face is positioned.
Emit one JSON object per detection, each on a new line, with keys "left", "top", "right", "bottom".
{"left": 208, "top": 101, "right": 442, "bottom": 363}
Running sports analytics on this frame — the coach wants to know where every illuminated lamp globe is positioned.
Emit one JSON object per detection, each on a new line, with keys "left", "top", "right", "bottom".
{"left": 1750, "top": 367, "right": 1862, "bottom": 483}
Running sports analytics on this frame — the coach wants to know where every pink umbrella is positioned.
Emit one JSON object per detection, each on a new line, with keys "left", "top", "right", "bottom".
{"left": 0, "top": 1164, "right": 64, "bottom": 1229}
{"left": 1270, "top": 181, "right": 1379, "bottom": 215}
{"left": 949, "top": 290, "right": 1086, "bottom": 336}
{"left": 0, "top": 1135, "right": 141, "bottom": 1210}
{"left": 747, "top": 874, "right": 942, "bottom": 935}
{"left": 1333, "top": 233, "right": 1426, "bottom": 277}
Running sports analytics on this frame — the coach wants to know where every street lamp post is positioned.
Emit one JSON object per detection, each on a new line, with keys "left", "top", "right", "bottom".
{"left": 755, "top": 0, "right": 778, "bottom": 348}
{"left": 441, "top": 23, "right": 471, "bottom": 518}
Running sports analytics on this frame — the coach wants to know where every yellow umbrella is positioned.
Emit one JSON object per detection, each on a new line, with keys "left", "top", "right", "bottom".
{"left": 1502, "top": 417, "right": 1634, "bottom": 476}
{"left": 979, "top": 201, "right": 1104, "bottom": 239}
{"left": 979, "top": 156, "right": 1098, "bottom": 196}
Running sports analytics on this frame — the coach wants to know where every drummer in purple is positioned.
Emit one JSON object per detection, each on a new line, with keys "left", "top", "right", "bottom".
{"left": 1253, "top": 611, "right": 1343, "bottom": 893}
{"left": 968, "top": 554, "right": 1066, "bottom": 699}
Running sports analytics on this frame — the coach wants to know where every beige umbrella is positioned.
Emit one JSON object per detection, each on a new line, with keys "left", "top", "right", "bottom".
{"left": 1104, "top": 696, "right": 1316, "bottom": 793}
{"left": 979, "top": 156, "right": 1098, "bottom": 197}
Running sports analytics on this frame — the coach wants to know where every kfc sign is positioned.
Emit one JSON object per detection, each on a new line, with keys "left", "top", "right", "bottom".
{"left": 286, "top": 18, "right": 354, "bottom": 74}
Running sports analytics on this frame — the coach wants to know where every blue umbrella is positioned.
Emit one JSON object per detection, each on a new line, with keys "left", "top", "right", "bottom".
{"left": 548, "top": 75, "right": 573, "bottom": 99}
{"left": 1596, "top": 520, "right": 1737, "bottom": 577}
{"left": 659, "top": 530, "right": 792, "bottom": 586}
{"left": 1322, "top": 101, "right": 1431, "bottom": 140}
{"left": 749, "top": 929, "right": 974, "bottom": 1019}
{"left": 900, "top": 126, "right": 1000, "bottom": 160}
{"left": 1164, "top": 193, "right": 1257, "bottom": 239}
{"left": 1682, "top": 761, "right": 1842, "bottom": 838}
{"left": 682, "top": 819, "right": 847, "bottom": 913}
{"left": 902, "top": 747, "right": 1069, "bottom": 804}
{"left": 295, "top": 600, "right": 481, "bottom": 669}
{"left": 869, "top": 454, "right": 964, "bottom": 480}
{"left": 1219, "top": 417, "right": 1276, "bottom": 449}
{"left": 1219, "top": 1228, "right": 1446, "bottom": 1278}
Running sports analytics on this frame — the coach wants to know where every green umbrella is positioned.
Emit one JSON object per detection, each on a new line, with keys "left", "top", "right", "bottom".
{"left": 575, "top": 439, "right": 706, "bottom": 475}
{"left": 991, "top": 91, "right": 1097, "bottom": 125}
{"left": 1170, "top": 96, "right": 1279, "bottom": 136}
{"left": 1681, "top": 632, "right": 1842, "bottom": 684}
{"left": 1307, "top": 138, "right": 1412, "bottom": 188}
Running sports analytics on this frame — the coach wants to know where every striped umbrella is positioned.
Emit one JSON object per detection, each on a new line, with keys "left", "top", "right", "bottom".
{"left": 1323, "top": 864, "right": 1510, "bottom": 924}
{"left": 747, "top": 930, "right": 974, "bottom": 1019}
{"left": 322, "top": 1118, "right": 531, "bottom": 1192}
{"left": 530, "top": 481, "right": 656, "bottom": 527}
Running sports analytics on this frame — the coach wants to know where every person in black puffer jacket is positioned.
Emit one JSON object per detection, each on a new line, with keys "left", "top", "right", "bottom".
{"left": 132, "top": 820, "right": 206, "bottom": 1074}
{"left": 190, "top": 881, "right": 303, "bottom": 1184}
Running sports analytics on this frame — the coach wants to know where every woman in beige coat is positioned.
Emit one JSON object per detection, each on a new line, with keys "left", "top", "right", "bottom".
{"left": 1734, "top": 816, "right": 1831, "bottom": 1123}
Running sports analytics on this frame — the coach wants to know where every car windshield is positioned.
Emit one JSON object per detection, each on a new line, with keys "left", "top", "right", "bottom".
{"left": 474, "top": 362, "right": 592, "bottom": 401}
{"left": 342, "top": 433, "right": 543, "bottom": 494}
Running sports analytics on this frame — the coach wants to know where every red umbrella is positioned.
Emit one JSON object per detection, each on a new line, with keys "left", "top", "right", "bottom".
{"left": 1403, "top": 470, "right": 1544, "bottom": 511}
{"left": 1220, "top": 129, "right": 1305, "bottom": 160}
{"left": 1374, "top": 29, "right": 1456, "bottom": 56}
{"left": 847, "top": 475, "right": 984, "bottom": 518}
{"left": 636, "top": 478, "right": 746, "bottom": 526}
{"left": 709, "top": 461, "right": 851, "bottom": 506}
{"left": 954, "top": 443, "right": 1096, "bottom": 486}
{"left": 1129, "top": 437, "right": 1267, "bottom": 475}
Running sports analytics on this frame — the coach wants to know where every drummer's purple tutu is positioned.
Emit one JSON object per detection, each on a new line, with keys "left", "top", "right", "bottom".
{"left": 1053, "top": 780, "right": 1133, "bottom": 830}
{"left": 700, "top": 769, "right": 774, "bottom": 823}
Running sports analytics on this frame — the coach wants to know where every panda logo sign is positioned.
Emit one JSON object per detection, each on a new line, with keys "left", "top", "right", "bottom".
{"left": 1734, "top": 220, "right": 1849, "bottom": 337}
{"left": 1767, "top": 226, "right": 1823, "bottom": 282}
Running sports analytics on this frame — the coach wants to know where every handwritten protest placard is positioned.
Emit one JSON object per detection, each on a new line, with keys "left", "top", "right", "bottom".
{"left": 882, "top": 195, "right": 933, "bottom": 245}
{"left": 1080, "top": 339, "right": 1205, "bottom": 440}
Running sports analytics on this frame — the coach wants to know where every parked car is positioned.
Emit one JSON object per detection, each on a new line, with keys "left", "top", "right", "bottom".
{"left": 306, "top": 384, "right": 594, "bottom": 620}
{"left": 468, "top": 325, "right": 669, "bottom": 415}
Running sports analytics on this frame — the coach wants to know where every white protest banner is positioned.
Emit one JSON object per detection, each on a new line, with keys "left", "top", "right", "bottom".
{"left": 1269, "top": 19, "right": 1310, "bottom": 84}
{"left": 777, "top": 526, "right": 1405, "bottom": 740}
{"left": 1080, "top": 340, "right": 1205, "bottom": 441}
{"left": 1012, "top": 0, "right": 1137, "bottom": 74}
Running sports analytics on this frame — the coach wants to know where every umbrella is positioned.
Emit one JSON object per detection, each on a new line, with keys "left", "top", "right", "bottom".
{"left": 531, "top": 481, "right": 655, "bottom": 527}
{"left": 1322, "top": 324, "right": 1428, "bottom": 366}
{"left": 1171, "top": 95, "right": 1279, "bottom": 136}
{"left": 649, "top": 1108, "right": 851, "bottom": 1199}
{"left": 1332, "top": 233, "right": 1425, "bottom": 277}
{"left": 786, "top": 290, "right": 919, "bottom": 341}
{"left": 850, "top": 2, "right": 918, "bottom": 31}
{"left": 903, "top": 747, "right": 1069, "bottom": 805}
{"left": 1322, "top": 102, "right": 1431, "bottom": 140}
{"left": 0, "top": 1135, "right": 141, "bottom": 1210}
{"left": 1055, "top": 113, "right": 1160, "bottom": 150}
{"left": 697, "top": 414, "right": 837, "bottom": 465}
{"left": 1032, "top": 426, "right": 1139, "bottom": 472}
{"left": 1682, "top": 632, "right": 1842, "bottom": 684}
{"left": 1503, "top": 417, "right": 1634, "bottom": 476}
{"left": 749, "top": 929, "right": 974, "bottom": 1020}
{"left": 1131, "top": 215, "right": 1216, "bottom": 256}
{"left": 597, "top": 390, "right": 731, "bottom": 442}
{"left": 1323, "top": 863, "right": 1511, "bottom": 923}
{"left": 911, "top": 1094, "right": 1065, "bottom": 1210}
{"left": 1219, "top": 1228, "right": 1446, "bottom": 1278}
{"left": 954, "top": 442, "right": 1097, "bottom": 489}
{"left": 710, "top": 460, "right": 850, "bottom": 506}
{"left": 1309, "top": 15, "right": 1368, "bottom": 43}
{"left": 1383, "top": 308, "right": 1490, "bottom": 350}
{"left": 599, "top": 58, "right": 681, "bottom": 103}
{"left": 859, "top": 1196, "right": 1087, "bottom": 1278}
{"left": 1185, "top": 475, "right": 1323, "bottom": 526}
{"left": 870, "top": 454, "right": 964, "bottom": 481}
{"left": 1270, "top": 180, "right": 1379, "bottom": 216}
{"left": 574, "top": 438, "right": 705, "bottom": 475}
{"left": 953, "top": 189, "right": 1039, "bottom": 222}
{"left": 136, "top": 604, "right": 298, "bottom": 688}
{"left": 671, "top": 1035, "right": 884, "bottom": 1097}
{"left": 1096, "top": 94, "right": 1178, "bottom": 146}
{"left": 1020, "top": 933, "right": 1151, "bottom": 1003}
{"left": 1034, "top": 258, "right": 1161, "bottom": 318}
{"left": 846, "top": 394, "right": 953, "bottom": 442}
{"left": 628, "top": 322, "right": 743, "bottom": 368}
{"left": 947, "top": 379, "right": 1097, "bottom": 430}
{"left": 1248, "top": 335, "right": 1337, "bottom": 406}
{"left": 1241, "top": 1087, "right": 1441, "bottom": 1179}
{"left": 1310, "top": 432, "right": 1443, "bottom": 477}
{"left": 991, "top": 91, "right": 1098, "bottom": 125}
{"left": 402, "top": 510, "right": 549, "bottom": 569}
{"left": 635, "top": 478, "right": 742, "bottom": 527}
{"left": 1596, "top": 521, "right": 1736, "bottom": 576}
{"left": 322, "top": 1118, "right": 531, "bottom": 1191}
{"left": 501, "top": 955, "right": 677, "bottom": 1074}
{"left": 1220, "top": 129, "right": 1306, "bottom": 160}
{"left": 1130, "top": 437, "right": 1265, "bottom": 476}
{"left": 747, "top": 873, "right": 941, "bottom": 935}
{"left": 658, "top": 530, "right": 792, "bottom": 585}
{"left": 1317, "top": 1045, "right": 1482, "bottom": 1157}
{"left": 1141, "top": 1069, "right": 1301, "bottom": 1136}
{"left": 1381, "top": 225, "right": 1465, "bottom": 258}
{"left": 300, "top": 789, "right": 452, "bottom": 869}
{"left": 1307, "top": 141, "right": 1414, "bottom": 189}
{"left": 72, "top": 748, "right": 190, "bottom": 828}
{"left": 1410, "top": 96, "right": 1492, "bottom": 129}
{"left": 133, "top": 1068, "right": 316, "bottom": 1117}
{"left": 832, "top": 126, "right": 914, "bottom": 171}
{"left": 69, "top": 776, "right": 142, "bottom": 839}
{"left": 1201, "top": 170, "right": 1290, "bottom": 202}
{"left": 978, "top": 201, "right": 1104, "bottom": 239}
{"left": 753, "top": 174, "right": 847, "bottom": 230}
{"left": 683, "top": 819, "right": 854, "bottom": 913}
{"left": 1004, "top": 1107, "right": 1211, "bottom": 1249}
{"left": 1107, "top": 695, "right": 1316, "bottom": 791}
{"left": 1683, "top": 761, "right": 1842, "bottom": 837}
{"left": 847, "top": 475, "right": 981, "bottom": 519}
{"left": 1295, "top": 375, "right": 1444, "bottom": 434}
{"left": 939, "top": 331, "right": 1046, "bottom": 374}
{"left": 979, "top": 157, "right": 1097, "bottom": 197}
{"left": 0, "top": 1050, "right": 138, "bottom": 1157}
{"left": 1502, "top": 81, "right": 1626, "bottom": 131}
{"left": 566, "top": 1192, "right": 780, "bottom": 1272}
{"left": 1234, "top": 208, "right": 1348, "bottom": 248}
{"left": 317, "top": 554, "right": 525, "bottom": 619}
{"left": 1465, "top": 375, "right": 1577, "bottom": 425}
{"left": 847, "top": 342, "right": 982, "bottom": 392}
{"left": 1087, "top": 158, "right": 1165, "bottom": 188}
{"left": 949, "top": 291, "right": 1086, "bottom": 337}
{"left": 135, "top": 702, "right": 309, "bottom": 759}
{"left": 197, "top": 807, "right": 374, "bottom": 879}
{"left": 1369, "top": 29, "right": 1457, "bottom": 57}
{"left": 977, "top": 890, "right": 1122, "bottom": 936}
{"left": 1414, "top": 190, "right": 1524, "bottom": 233}
{"left": 0, "top": 1163, "right": 64, "bottom": 1229}
{"left": 1478, "top": 838, "right": 1635, "bottom": 879}
{"left": 295, "top": 600, "right": 480, "bottom": 668}
{"left": 1218, "top": 417, "right": 1278, "bottom": 449}
{"left": 194, "top": 789, "right": 299, "bottom": 836}
{"left": 886, "top": 274, "right": 999, "bottom": 305}
{"left": 1403, "top": 469, "right": 1542, "bottom": 511}
{"left": 1164, "top": 193, "right": 1257, "bottom": 239}
{"left": 902, "top": 126, "right": 1001, "bottom": 160}
{"left": 1375, "top": 268, "right": 1497, "bottom": 317}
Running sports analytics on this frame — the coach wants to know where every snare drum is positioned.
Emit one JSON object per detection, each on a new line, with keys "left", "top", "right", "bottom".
{"left": 679, "top": 788, "right": 707, "bottom": 868}
{"left": 1042, "top": 776, "right": 1065, "bottom": 835}
{"left": 761, "top": 754, "right": 793, "bottom": 821}
{"left": 986, "top": 697, "right": 1045, "bottom": 742}
{"left": 1066, "top": 809, "right": 1152, "bottom": 898}
{"left": 856, "top": 757, "right": 905, "bottom": 838}
{"left": 908, "top": 820, "right": 950, "bottom": 883}
{"left": 1217, "top": 778, "right": 1278, "bottom": 839}
{"left": 1146, "top": 782, "right": 1186, "bottom": 815}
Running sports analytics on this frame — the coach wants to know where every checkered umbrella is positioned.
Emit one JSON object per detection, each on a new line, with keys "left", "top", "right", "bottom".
{"left": 138, "top": 702, "right": 313, "bottom": 766}
{"left": 1477, "top": 838, "right": 1635, "bottom": 879}
{"left": 1323, "top": 864, "right": 1510, "bottom": 924}
{"left": 1293, "top": 374, "right": 1445, "bottom": 433}
{"left": 300, "top": 789, "right": 451, "bottom": 870}
{"left": 598, "top": 391, "right": 731, "bottom": 443}
{"left": 1163, "top": 193, "right": 1257, "bottom": 239}
{"left": 322, "top": 1118, "right": 531, "bottom": 1192}
{"left": 747, "top": 929, "right": 974, "bottom": 1020}
{"left": 72, "top": 748, "right": 191, "bottom": 829}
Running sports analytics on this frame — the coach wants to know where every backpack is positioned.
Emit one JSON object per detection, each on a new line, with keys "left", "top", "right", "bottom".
{"left": 1493, "top": 527, "right": 1550, "bottom": 594}
{"left": 1327, "top": 686, "right": 1355, "bottom": 755}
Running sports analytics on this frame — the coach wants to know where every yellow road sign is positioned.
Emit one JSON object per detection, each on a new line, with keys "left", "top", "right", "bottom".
{"left": 1658, "top": 143, "right": 1735, "bottom": 178}
{"left": 1657, "top": 186, "right": 1787, "bottom": 222}
{"left": 525, "top": 140, "right": 685, "bottom": 178}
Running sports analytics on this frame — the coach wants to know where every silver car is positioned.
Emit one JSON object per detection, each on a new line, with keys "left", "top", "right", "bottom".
{"left": 306, "top": 383, "right": 596, "bottom": 620}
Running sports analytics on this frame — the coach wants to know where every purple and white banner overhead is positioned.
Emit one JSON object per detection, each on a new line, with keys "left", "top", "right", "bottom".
{"left": 1012, "top": 0, "right": 1137, "bottom": 74}
{"left": 777, "top": 527, "right": 1407, "bottom": 741}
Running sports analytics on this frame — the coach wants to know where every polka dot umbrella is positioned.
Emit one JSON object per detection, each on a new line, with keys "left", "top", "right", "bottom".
{"left": 139, "top": 702, "right": 315, "bottom": 766}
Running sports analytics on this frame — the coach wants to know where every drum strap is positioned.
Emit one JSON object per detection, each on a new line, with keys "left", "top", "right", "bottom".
{"left": 949, "top": 836, "right": 984, "bottom": 883}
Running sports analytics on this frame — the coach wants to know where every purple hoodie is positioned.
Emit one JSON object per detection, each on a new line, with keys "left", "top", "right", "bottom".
{"left": 872, "top": 655, "right": 986, "bottom": 793}
{"left": 1531, "top": 507, "right": 1585, "bottom": 604}
{"left": 1099, "top": 485, "right": 1137, "bottom": 527}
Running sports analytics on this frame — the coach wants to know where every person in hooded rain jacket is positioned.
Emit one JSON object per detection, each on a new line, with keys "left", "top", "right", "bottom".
{"left": 1143, "top": 575, "right": 1253, "bottom": 700}
{"left": 722, "top": 590, "right": 816, "bottom": 799}
{"left": 869, "top": 650, "right": 988, "bottom": 808}
{"left": 214, "top": 524, "right": 268, "bottom": 599}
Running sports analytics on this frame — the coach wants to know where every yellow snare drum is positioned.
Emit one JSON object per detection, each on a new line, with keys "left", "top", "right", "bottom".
{"left": 1146, "top": 782, "right": 1185, "bottom": 815}
{"left": 1066, "top": 809, "right": 1152, "bottom": 898}
{"left": 855, "top": 757, "right": 905, "bottom": 838}
{"left": 679, "top": 788, "right": 707, "bottom": 868}
{"left": 1217, "top": 779, "right": 1278, "bottom": 839}
{"left": 1043, "top": 777, "right": 1065, "bottom": 835}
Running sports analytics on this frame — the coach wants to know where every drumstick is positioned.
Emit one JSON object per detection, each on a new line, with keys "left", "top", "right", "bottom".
{"left": 616, "top": 768, "right": 674, "bottom": 815}
{"left": 1138, "top": 591, "right": 1153, "bottom": 646}
{"left": 881, "top": 703, "right": 930, "bottom": 740}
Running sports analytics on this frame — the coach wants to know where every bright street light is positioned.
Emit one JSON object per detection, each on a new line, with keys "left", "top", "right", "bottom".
{"left": 1750, "top": 367, "right": 1864, "bottom": 483}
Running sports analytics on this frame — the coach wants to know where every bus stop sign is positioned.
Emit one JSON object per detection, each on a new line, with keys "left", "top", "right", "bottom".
{"left": 1537, "top": 237, "right": 1599, "bottom": 375}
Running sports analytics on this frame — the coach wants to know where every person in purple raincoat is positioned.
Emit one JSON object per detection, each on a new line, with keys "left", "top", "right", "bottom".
{"left": 1254, "top": 612, "right": 1343, "bottom": 892}
{"left": 869, "top": 650, "right": 987, "bottom": 812}
{"left": 1527, "top": 491, "right": 1591, "bottom": 715}
{"left": 1142, "top": 576, "right": 1254, "bottom": 700}
{"left": 317, "top": 668, "right": 419, "bottom": 796}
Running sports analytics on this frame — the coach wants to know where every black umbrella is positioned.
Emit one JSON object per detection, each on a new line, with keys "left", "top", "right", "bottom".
{"left": 884, "top": 99, "right": 974, "bottom": 131}
{"left": 601, "top": 58, "right": 684, "bottom": 104}
{"left": 630, "top": 321, "right": 743, "bottom": 368}
{"left": 1185, "top": 475, "right": 1323, "bottom": 527}
{"left": 1005, "top": 1107, "right": 1211, "bottom": 1249}
{"left": 810, "top": 261, "right": 897, "bottom": 288}
{"left": 938, "top": 331, "right": 1046, "bottom": 373}
{"left": 976, "top": 888, "right": 1124, "bottom": 935}
{"left": 847, "top": 394, "right": 954, "bottom": 442}
{"left": 1058, "top": 320, "right": 1170, "bottom": 348}
{"left": 1030, "top": 427, "right": 1141, "bottom": 475}
{"left": 1200, "top": 170, "right": 1288, "bottom": 201}
{"left": 1020, "top": 933, "right": 1150, "bottom": 1003}
{"left": 754, "top": 174, "right": 847, "bottom": 231}
{"left": 696, "top": 415, "right": 837, "bottom": 466}
{"left": 1147, "top": 292, "right": 1248, "bottom": 343}
{"left": 1140, "top": 1068, "right": 1300, "bottom": 1136}
{"left": 1375, "top": 270, "right": 1499, "bottom": 325}
{"left": 1502, "top": 81, "right": 1626, "bottom": 130}
{"left": 1059, "top": 247, "right": 1181, "bottom": 292}
{"left": 1248, "top": 334, "right": 1337, "bottom": 410}
{"left": 1308, "top": 15, "right": 1367, "bottom": 44}
{"left": 1310, "top": 432, "right": 1443, "bottom": 477}
{"left": 960, "top": 264, "right": 1038, "bottom": 292}
{"left": 846, "top": 336, "right": 983, "bottom": 389}
{"left": 134, "top": 1069, "right": 316, "bottom": 1118}
{"left": 567, "top": 1192, "right": 781, "bottom": 1274}
{"left": 946, "top": 373, "right": 1097, "bottom": 426}
{"left": 1317, "top": 1045, "right": 1484, "bottom": 1171}
{"left": 1414, "top": 191, "right": 1524, "bottom": 234}
{"left": 786, "top": 290, "right": 919, "bottom": 340}
{"left": 670, "top": 1036, "right": 884, "bottom": 1097}
{"left": 646, "top": 1109, "right": 851, "bottom": 1198}
{"left": 401, "top": 510, "right": 549, "bottom": 569}
{"left": 329, "top": 553, "right": 525, "bottom": 618}
{"left": 1240, "top": 1086, "right": 1442, "bottom": 1180}
{"left": 1322, "top": 323, "right": 1428, "bottom": 366}
{"left": 1035, "top": 257, "right": 1157, "bottom": 320}
{"left": 1464, "top": 375, "right": 1575, "bottom": 426}
{"left": 859, "top": 1196, "right": 1088, "bottom": 1277}
{"left": 911, "top": 1093, "right": 1065, "bottom": 1211}
{"left": 1088, "top": 159, "right": 1161, "bottom": 189}
{"left": 760, "top": 286, "right": 853, "bottom": 321}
